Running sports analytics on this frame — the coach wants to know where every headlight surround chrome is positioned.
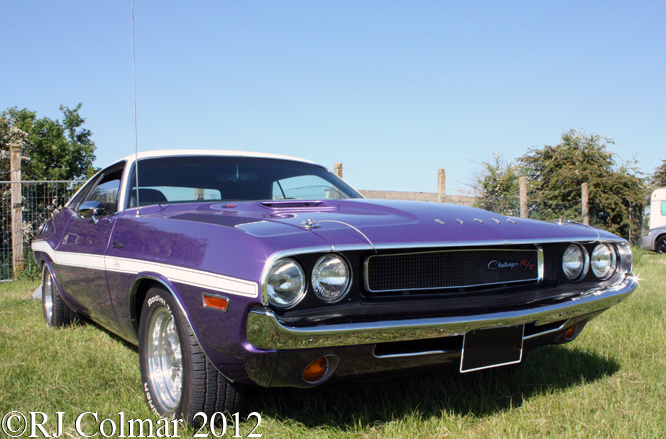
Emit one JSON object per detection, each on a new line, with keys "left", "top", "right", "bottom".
{"left": 615, "top": 242, "right": 633, "bottom": 274}
{"left": 265, "top": 258, "right": 306, "bottom": 308}
{"left": 591, "top": 243, "right": 617, "bottom": 280}
{"left": 312, "top": 254, "right": 351, "bottom": 303}
{"left": 562, "top": 244, "right": 589, "bottom": 281}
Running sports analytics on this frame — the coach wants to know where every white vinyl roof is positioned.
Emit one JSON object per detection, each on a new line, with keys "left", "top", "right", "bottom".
{"left": 117, "top": 149, "right": 316, "bottom": 165}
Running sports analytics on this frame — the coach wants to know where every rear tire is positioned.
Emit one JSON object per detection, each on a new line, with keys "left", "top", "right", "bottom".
{"left": 138, "top": 287, "right": 244, "bottom": 424}
{"left": 42, "top": 265, "right": 75, "bottom": 327}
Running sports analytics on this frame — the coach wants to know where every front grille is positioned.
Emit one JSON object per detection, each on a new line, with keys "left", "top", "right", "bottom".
{"left": 365, "top": 248, "right": 540, "bottom": 293}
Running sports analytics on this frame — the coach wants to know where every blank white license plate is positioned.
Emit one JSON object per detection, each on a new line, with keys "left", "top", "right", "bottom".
{"left": 460, "top": 325, "right": 524, "bottom": 373}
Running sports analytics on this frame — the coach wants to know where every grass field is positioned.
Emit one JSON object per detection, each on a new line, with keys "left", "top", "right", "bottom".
{"left": 1, "top": 249, "right": 664, "bottom": 438}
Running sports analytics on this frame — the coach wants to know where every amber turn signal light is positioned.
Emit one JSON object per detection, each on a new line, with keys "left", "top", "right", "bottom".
{"left": 302, "top": 357, "right": 328, "bottom": 383}
{"left": 564, "top": 324, "right": 578, "bottom": 340}
{"left": 202, "top": 293, "right": 229, "bottom": 312}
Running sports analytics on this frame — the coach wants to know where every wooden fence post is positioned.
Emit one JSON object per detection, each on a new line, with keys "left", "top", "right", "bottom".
{"left": 334, "top": 163, "right": 343, "bottom": 179}
{"left": 10, "top": 144, "right": 23, "bottom": 275}
{"left": 437, "top": 169, "right": 446, "bottom": 203}
{"left": 519, "top": 176, "right": 527, "bottom": 218}
{"left": 582, "top": 183, "right": 590, "bottom": 225}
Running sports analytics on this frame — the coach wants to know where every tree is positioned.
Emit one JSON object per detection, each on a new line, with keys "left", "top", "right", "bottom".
{"left": 1, "top": 104, "right": 96, "bottom": 181}
{"left": 0, "top": 117, "right": 30, "bottom": 177}
{"left": 518, "top": 129, "right": 648, "bottom": 241}
{"left": 472, "top": 152, "right": 521, "bottom": 216}
{"left": 651, "top": 160, "right": 666, "bottom": 188}
{"left": 1, "top": 105, "right": 97, "bottom": 278}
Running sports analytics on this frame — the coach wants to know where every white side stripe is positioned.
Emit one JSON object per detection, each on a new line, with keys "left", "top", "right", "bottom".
{"left": 31, "top": 241, "right": 56, "bottom": 262}
{"left": 31, "top": 241, "right": 258, "bottom": 298}
{"left": 105, "top": 256, "right": 257, "bottom": 297}
{"left": 57, "top": 252, "right": 106, "bottom": 270}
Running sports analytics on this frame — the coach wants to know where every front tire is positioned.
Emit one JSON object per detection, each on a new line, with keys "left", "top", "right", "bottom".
{"left": 138, "top": 287, "right": 244, "bottom": 423}
{"left": 656, "top": 236, "right": 666, "bottom": 254}
{"left": 42, "top": 265, "right": 75, "bottom": 327}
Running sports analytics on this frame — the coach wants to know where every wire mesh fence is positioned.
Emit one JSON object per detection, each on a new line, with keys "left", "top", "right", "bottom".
{"left": 1, "top": 180, "right": 84, "bottom": 281}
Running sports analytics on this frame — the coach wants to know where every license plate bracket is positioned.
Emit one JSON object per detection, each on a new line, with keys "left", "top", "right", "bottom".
{"left": 460, "top": 325, "right": 524, "bottom": 373}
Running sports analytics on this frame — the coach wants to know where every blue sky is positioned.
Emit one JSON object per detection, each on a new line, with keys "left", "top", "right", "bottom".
{"left": 1, "top": 1, "right": 664, "bottom": 194}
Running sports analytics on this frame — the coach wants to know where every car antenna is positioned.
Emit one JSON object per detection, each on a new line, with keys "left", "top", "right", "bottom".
{"left": 131, "top": 2, "right": 140, "bottom": 216}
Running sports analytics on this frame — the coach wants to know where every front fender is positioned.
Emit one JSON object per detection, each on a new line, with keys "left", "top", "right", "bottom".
{"left": 128, "top": 274, "right": 278, "bottom": 386}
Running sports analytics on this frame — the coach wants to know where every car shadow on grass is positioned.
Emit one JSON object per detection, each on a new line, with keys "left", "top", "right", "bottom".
{"left": 77, "top": 317, "right": 140, "bottom": 354}
{"left": 243, "top": 345, "right": 620, "bottom": 429}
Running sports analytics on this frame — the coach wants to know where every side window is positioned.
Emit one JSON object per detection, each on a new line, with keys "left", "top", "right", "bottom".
{"left": 662, "top": 201, "right": 666, "bottom": 216}
{"left": 67, "top": 175, "right": 102, "bottom": 209}
{"left": 84, "top": 169, "right": 124, "bottom": 215}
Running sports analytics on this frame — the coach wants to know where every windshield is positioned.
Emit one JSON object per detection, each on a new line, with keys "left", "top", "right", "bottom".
{"left": 127, "top": 156, "right": 361, "bottom": 208}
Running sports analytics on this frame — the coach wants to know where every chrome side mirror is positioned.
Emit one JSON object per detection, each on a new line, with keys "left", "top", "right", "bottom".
{"left": 79, "top": 201, "right": 105, "bottom": 224}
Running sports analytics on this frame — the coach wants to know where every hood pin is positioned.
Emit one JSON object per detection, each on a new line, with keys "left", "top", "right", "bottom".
{"left": 300, "top": 219, "right": 321, "bottom": 229}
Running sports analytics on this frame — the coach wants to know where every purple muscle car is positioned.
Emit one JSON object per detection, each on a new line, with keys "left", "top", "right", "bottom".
{"left": 32, "top": 150, "right": 637, "bottom": 422}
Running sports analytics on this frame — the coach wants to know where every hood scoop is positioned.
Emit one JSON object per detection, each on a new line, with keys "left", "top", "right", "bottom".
{"left": 261, "top": 201, "right": 326, "bottom": 209}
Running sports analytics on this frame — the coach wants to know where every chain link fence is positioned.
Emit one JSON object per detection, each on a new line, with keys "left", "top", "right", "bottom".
{"left": 1, "top": 180, "right": 83, "bottom": 281}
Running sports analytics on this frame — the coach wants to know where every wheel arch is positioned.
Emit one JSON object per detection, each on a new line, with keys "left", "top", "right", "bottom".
{"left": 129, "top": 275, "right": 184, "bottom": 342}
{"left": 655, "top": 232, "right": 666, "bottom": 244}
{"left": 34, "top": 251, "right": 51, "bottom": 272}
{"left": 128, "top": 275, "right": 235, "bottom": 382}
{"left": 649, "top": 231, "right": 666, "bottom": 253}
{"left": 38, "top": 256, "right": 72, "bottom": 309}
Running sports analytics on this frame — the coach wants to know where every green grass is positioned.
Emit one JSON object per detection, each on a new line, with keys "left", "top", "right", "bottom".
{"left": 1, "top": 250, "right": 665, "bottom": 438}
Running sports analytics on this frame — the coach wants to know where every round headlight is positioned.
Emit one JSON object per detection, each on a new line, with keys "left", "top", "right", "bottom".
{"left": 265, "top": 259, "right": 306, "bottom": 308}
{"left": 312, "top": 254, "right": 351, "bottom": 302}
{"left": 591, "top": 244, "right": 617, "bottom": 280}
{"left": 562, "top": 244, "right": 587, "bottom": 280}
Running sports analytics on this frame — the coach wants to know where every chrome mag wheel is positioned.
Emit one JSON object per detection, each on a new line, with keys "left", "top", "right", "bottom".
{"left": 139, "top": 287, "right": 244, "bottom": 423}
{"left": 147, "top": 306, "right": 183, "bottom": 412}
{"left": 42, "top": 268, "right": 54, "bottom": 323}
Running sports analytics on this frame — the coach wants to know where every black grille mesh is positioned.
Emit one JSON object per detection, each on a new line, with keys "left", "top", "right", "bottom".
{"left": 366, "top": 249, "right": 539, "bottom": 292}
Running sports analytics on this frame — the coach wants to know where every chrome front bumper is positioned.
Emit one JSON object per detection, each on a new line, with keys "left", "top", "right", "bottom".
{"left": 247, "top": 275, "right": 637, "bottom": 350}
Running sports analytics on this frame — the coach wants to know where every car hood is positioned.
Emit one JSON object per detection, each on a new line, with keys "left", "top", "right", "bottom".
{"left": 160, "top": 199, "right": 621, "bottom": 249}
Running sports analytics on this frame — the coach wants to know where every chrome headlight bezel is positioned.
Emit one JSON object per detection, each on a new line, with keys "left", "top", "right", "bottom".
{"left": 591, "top": 243, "right": 617, "bottom": 280}
{"left": 562, "top": 244, "right": 589, "bottom": 281}
{"left": 615, "top": 242, "right": 633, "bottom": 274}
{"left": 265, "top": 258, "right": 307, "bottom": 309}
{"left": 311, "top": 254, "right": 352, "bottom": 303}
